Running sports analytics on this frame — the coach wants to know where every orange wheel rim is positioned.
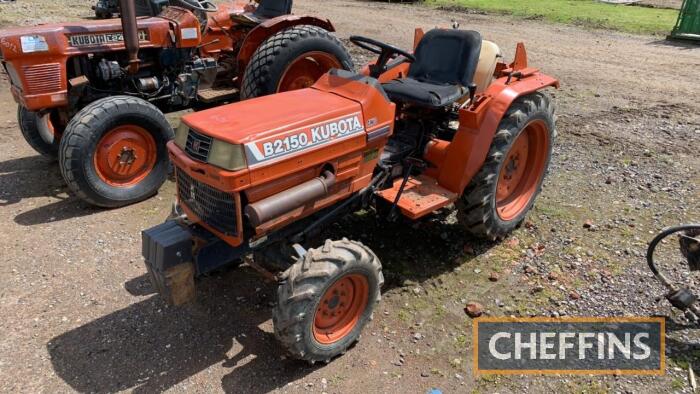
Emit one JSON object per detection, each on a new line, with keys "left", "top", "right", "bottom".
{"left": 496, "top": 120, "right": 550, "bottom": 221}
{"left": 93, "top": 125, "right": 157, "bottom": 187}
{"left": 277, "top": 51, "right": 342, "bottom": 92}
{"left": 313, "top": 274, "right": 369, "bottom": 345}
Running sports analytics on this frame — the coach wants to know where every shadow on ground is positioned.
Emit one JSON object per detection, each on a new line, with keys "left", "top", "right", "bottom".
{"left": 665, "top": 319, "right": 700, "bottom": 374}
{"left": 48, "top": 268, "right": 319, "bottom": 393}
{"left": 647, "top": 38, "right": 700, "bottom": 50}
{"left": 0, "top": 156, "right": 103, "bottom": 225}
{"left": 47, "top": 208, "right": 492, "bottom": 392}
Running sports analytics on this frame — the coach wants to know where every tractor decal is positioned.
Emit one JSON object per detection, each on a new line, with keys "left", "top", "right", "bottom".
{"left": 68, "top": 30, "right": 150, "bottom": 47}
{"left": 244, "top": 113, "right": 365, "bottom": 168}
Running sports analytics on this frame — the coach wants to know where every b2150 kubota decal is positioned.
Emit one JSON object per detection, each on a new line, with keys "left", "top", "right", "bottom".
{"left": 244, "top": 113, "right": 365, "bottom": 167}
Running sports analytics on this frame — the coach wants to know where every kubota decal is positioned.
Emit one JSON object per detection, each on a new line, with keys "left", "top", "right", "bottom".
{"left": 244, "top": 113, "right": 365, "bottom": 167}
{"left": 68, "top": 30, "right": 150, "bottom": 47}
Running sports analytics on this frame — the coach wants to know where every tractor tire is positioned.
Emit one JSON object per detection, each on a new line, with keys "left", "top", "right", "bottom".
{"left": 459, "top": 91, "right": 556, "bottom": 240}
{"left": 273, "top": 239, "right": 383, "bottom": 364}
{"left": 59, "top": 96, "right": 173, "bottom": 208}
{"left": 240, "top": 25, "right": 354, "bottom": 99}
{"left": 18, "top": 106, "right": 59, "bottom": 158}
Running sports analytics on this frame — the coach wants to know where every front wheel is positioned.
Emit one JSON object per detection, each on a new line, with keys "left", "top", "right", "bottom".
{"left": 18, "top": 106, "right": 60, "bottom": 158}
{"left": 59, "top": 96, "right": 173, "bottom": 208}
{"left": 273, "top": 239, "right": 383, "bottom": 364}
{"left": 459, "top": 91, "right": 556, "bottom": 240}
{"left": 240, "top": 25, "right": 354, "bottom": 99}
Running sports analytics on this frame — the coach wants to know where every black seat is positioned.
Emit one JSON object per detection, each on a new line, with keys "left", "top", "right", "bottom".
{"left": 382, "top": 29, "right": 482, "bottom": 108}
{"left": 254, "top": 0, "right": 293, "bottom": 18}
{"left": 232, "top": 0, "right": 293, "bottom": 25}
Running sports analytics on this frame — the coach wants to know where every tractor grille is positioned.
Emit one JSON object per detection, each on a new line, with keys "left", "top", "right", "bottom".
{"left": 184, "top": 129, "right": 213, "bottom": 162}
{"left": 23, "top": 64, "right": 62, "bottom": 95}
{"left": 176, "top": 168, "right": 238, "bottom": 235}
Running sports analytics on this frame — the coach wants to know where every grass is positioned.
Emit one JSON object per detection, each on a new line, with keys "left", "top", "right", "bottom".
{"left": 426, "top": 0, "right": 678, "bottom": 35}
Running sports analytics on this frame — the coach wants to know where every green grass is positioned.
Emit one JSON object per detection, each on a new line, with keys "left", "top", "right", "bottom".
{"left": 426, "top": 0, "right": 678, "bottom": 35}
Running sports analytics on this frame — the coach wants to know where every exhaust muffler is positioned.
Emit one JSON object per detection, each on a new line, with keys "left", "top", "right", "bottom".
{"left": 119, "top": 0, "right": 140, "bottom": 74}
{"left": 245, "top": 171, "right": 336, "bottom": 227}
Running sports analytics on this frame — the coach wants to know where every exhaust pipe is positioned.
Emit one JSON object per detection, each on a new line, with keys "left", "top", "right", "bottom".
{"left": 119, "top": 0, "right": 140, "bottom": 74}
{"left": 245, "top": 171, "right": 336, "bottom": 227}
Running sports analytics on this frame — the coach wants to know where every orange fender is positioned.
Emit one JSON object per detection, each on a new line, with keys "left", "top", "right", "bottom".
{"left": 236, "top": 15, "right": 335, "bottom": 77}
{"left": 437, "top": 71, "right": 560, "bottom": 194}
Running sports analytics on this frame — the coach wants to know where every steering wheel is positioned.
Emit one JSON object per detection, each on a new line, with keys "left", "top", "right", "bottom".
{"left": 175, "top": 0, "right": 219, "bottom": 12}
{"left": 349, "top": 36, "right": 416, "bottom": 78}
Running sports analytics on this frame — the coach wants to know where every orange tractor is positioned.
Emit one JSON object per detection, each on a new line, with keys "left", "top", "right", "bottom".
{"left": 0, "top": 0, "right": 352, "bottom": 207}
{"left": 142, "top": 28, "right": 559, "bottom": 363}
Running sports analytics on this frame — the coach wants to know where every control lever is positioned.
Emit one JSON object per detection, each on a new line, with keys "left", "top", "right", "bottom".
{"left": 468, "top": 83, "right": 477, "bottom": 104}
{"left": 388, "top": 157, "right": 426, "bottom": 221}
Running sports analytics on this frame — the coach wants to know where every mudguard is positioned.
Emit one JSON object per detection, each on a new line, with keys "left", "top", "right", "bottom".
{"left": 236, "top": 15, "right": 335, "bottom": 73}
{"left": 439, "top": 71, "right": 559, "bottom": 194}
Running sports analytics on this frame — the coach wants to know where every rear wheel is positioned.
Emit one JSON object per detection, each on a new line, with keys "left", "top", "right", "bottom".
{"left": 241, "top": 25, "right": 354, "bottom": 99}
{"left": 59, "top": 96, "right": 173, "bottom": 208}
{"left": 273, "top": 239, "right": 383, "bottom": 364}
{"left": 459, "top": 92, "right": 555, "bottom": 240}
{"left": 18, "top": 106, "right": 59, "bottom": 158}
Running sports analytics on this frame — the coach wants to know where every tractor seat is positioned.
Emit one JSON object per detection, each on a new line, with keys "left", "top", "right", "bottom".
{"left": 382, "top": 29, "right": 482, "bottom": 108}
{"left": 232, "top": 0, "right": 293, "bottom": 25}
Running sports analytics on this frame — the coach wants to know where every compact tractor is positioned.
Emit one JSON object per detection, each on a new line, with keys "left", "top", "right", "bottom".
{"left": 142, "top": 28, "right": 559, "bottom": 363}
{"left": 0, "top": 0, "right": 352, "bottom": 207}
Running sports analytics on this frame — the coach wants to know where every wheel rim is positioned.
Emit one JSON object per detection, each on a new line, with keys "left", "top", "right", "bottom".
{"left": 93, "top": 125, "right": 157, "bottom": 187}
{"left": 313, "top": 274, "right": 369, "bottom": 344}
{"left": 496, "top": 120, "right": 550, "bottom": 221}
{"left": 277, "top": 51, "right": 342, "bottom": 92}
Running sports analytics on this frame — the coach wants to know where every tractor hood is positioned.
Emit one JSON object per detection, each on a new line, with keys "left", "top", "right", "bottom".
{"left": 182, "top": 88, "right": 366, "bottom": 168}
{"left": 182, "top": 88, "right": 363, "bottom": 145}
{"left": 0, "top": 16, "right": 172, "bottom": 61}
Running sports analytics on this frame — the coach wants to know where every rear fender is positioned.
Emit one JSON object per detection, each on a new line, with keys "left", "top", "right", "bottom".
{"left": 236, "top": 15, "right": 335, "bottom": 76}
{"left": 437, "top": 71, "right": 559, "bottom": 194}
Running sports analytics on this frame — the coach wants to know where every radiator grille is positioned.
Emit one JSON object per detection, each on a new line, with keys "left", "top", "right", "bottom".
{"left": 23, "top": 63, "right": 62, "bottom": 95}
{"left": 176, "top": 168, "right": 238, "bottom": 235}
{"left": 184, "top": 129, "right": 213, "bottom": 162}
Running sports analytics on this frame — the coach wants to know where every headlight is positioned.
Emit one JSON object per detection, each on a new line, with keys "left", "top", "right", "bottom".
{"left": 208, "top": 140, "right": 247, "bottom": 171}
{"left": 174, "top": 122, "right": 189, "bottom": 149}
{"left": 20, "top": 35, "right": 49, "bottom": 53}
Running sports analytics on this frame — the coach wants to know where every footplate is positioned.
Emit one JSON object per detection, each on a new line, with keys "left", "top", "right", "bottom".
{"left": 197, "top": 86, "right": 240, "bottom": 103}
{"left": 142, "top": 220, "right": 196, "bottom": 306}
{"left": 376, "top": 175, "right": 458, "bottom": 219}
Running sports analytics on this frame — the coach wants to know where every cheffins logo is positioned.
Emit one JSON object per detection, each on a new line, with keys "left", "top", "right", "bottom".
{"left": 245, "top": 113, "right": 364, "bottom": 167}
{"left": 474, "top": 317, "right": 665, "bottom": 375}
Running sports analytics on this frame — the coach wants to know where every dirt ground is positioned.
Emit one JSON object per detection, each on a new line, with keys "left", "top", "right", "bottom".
{"left": 638, "top": 0, "right": 683, "bottom": 9}
{"left": 0, "top": 0, "right": 699, "bottom": 393}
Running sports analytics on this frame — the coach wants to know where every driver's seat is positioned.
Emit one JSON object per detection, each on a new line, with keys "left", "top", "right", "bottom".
{"left": 383, "top": 29, "right": 482, "bottom": 108}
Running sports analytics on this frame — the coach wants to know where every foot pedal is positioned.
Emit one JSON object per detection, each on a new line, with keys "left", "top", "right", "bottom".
{"left": 376, "top": 175, "right": 457, "bottom": 219}
{"left": 197, "top": 86, "right": 240, "bottom": 103}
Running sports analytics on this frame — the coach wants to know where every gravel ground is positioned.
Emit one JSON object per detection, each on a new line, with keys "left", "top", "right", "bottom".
{"left": 0, "top": 0, "right": 699, "bottom": 392}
